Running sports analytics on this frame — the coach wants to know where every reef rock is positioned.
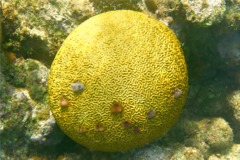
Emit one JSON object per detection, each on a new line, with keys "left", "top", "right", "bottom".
{"left": 0, "top": 58, "right": 63, "bottom": 159}
{"left": 181, "top": 0, "right": 226, "bottom": 26}
{"left": 228, "top": 90, "right": 240, "bottom": 123}
{"left": 2, "top": 0, "right": 95, "bottom": 64}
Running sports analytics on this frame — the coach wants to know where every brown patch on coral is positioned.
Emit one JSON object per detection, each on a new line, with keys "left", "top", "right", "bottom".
{"left": 146, "top": 109, "right": 156, "bottom": 119}
{"left": 133, "top": 127, "right": 141, "bottom": 134}
{"left": 110, "top": 101, "right": 123, "bottom": 113}
{"left": 95, "top": 122, "right": 105, "bottom": 132}
{"left": 59, "top": 97, "right": 69, "bottom": 107}
{"left": 79, "top": 126, "right": 88, "bottom": 133}
{"left": 123, "top": 120, "right": 132, "bottom": 128}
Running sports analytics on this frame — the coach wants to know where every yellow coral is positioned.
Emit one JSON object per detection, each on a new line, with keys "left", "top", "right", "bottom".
{"left": 48, "top": 10, "right": 188, "bottom": 152}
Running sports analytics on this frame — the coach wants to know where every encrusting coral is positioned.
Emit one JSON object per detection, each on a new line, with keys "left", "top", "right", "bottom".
{"left": 48, "top": 10, "right": 188, "bottom": 152}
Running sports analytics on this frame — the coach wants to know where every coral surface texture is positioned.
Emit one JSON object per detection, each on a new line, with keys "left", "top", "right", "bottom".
{"left": 48, "top": 10, "right": 188, "bottom": 152}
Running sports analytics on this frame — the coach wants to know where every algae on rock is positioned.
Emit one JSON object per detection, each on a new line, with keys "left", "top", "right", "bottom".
{"left": 228, "top": 90, "right": 240, "bottom": 123}
{"left": 2, "top": 0, "right": 95, "bottom": 65}
{"left": 0, "top": 57, "right": 62, "bottom": 159}
{"left": 181, "top": 0, "right": 226, "bottom": 26}
{"left": 224, "top": 0, "right": 240, "bottom": 30}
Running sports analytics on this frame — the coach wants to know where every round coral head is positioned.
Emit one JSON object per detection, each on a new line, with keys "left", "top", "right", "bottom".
{"left": 48, "top": 10, "right": 188, "bottom": 152}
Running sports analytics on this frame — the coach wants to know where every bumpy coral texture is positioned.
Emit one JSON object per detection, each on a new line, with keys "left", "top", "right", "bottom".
{"left": 48, "top": 10, "right": 188, "bottom": 152}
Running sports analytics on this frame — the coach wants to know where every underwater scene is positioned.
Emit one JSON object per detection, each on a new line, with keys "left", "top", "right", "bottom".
{"left": 0, "top": 0, "right": 240, "bottom": 159}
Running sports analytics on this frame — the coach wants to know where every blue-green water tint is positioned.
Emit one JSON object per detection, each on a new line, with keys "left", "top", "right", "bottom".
{"left": 0, "top": 0, "right": 240, "bottom": 159}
